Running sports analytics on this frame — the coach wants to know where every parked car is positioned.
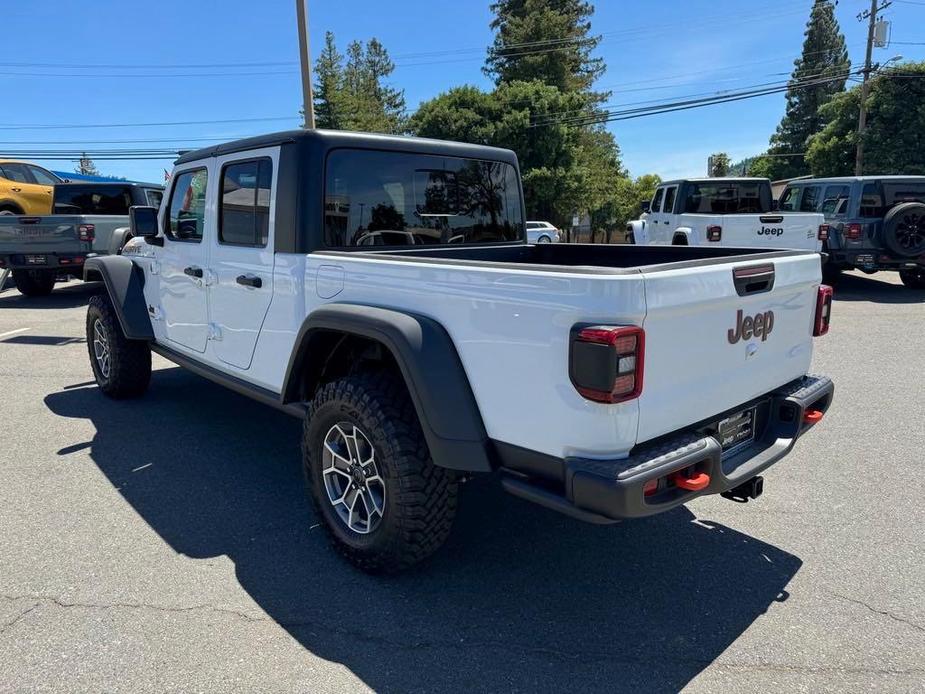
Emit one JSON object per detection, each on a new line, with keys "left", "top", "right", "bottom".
{"left": 0, "top": 181, "right": 163, "bottom": 296}
{"left": 84, "top": 129, "right": 833, "bottom": 573}
{"left": 526, "top": 220, "right": 560, "bottom": 243}
{"left": 778, "top": 176, "right": 925, "bottom": 288}
{"left": 0, "top": 160, "right": 63, "bottom": 216}
{"left": 627, "top": 178, "right": 825, "bottom": 252}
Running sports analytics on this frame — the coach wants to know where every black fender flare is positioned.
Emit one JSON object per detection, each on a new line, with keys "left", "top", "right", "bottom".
{"left": 109, "top": 226, "right": 133, "bottom": 255}
{"left": 282, "top": 303, "right": 492, "bottom": 472}
{"left": 84, "top": 255, "right": 153, "bottom": 340}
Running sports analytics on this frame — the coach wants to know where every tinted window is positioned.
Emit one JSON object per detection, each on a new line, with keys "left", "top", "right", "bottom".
{"left": 821, "top": 185, "right": 850, "bottom": 216}
{"left": 663, "top": 186, "right": 677, "bottom": 214}
{"left": 683, "top": 181, "right": 770, "bottom": 214}
{"left": 166, "top": 169, "right": 208, "bottom": 242}
{"left": 324, "top": 150, "right": 523, "bottom": 247}
{"left": 526, "top": 222, "right": 539, "bottom": 229}
{"left": 883, "top": 182, "right": 925, "bottom": 208}
{"left": 859, "top": 183, "right": 883, "bottom": 218}
{"left": 651, "top": 188, "right": 664, "bottom": 213}
{"left": 145, "top": 189, "right": 164, "bottom": 208}
{"left": 0, "top": 163, "right": 30, "bottom": 183}
{"left": 220, "top": 159, "right": 272, "bottom": 247}
{"left": 779, "top": 187, "right": 800, "bottom": 212}
{"left": 54, "top": 186, "right": 133, "bottom": 214}
{"left": 799, "top": 186, "right": 820, "bottom": 212}
{"left": 26, "top": 165, "right": 60, "bottom": 186}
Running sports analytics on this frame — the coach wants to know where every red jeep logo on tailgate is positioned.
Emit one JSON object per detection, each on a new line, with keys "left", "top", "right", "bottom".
{"left": 728, "top": 309, "right": 774, "bottom": 344}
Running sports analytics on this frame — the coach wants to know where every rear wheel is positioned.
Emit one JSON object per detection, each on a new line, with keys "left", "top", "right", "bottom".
{"left": 11, "top": 269, "right": 56, "bottom": 297}
{"left": 672, "top": 234, "right": 689, "bottom": 246}
{"left": 899, "top": 268, "right": 925, "bottom": 289}
{"left": 86, "top": 294, "right": 152, "bottom": 398}
{"left": 303, "top": 371, "right": 458, "bottom": 573}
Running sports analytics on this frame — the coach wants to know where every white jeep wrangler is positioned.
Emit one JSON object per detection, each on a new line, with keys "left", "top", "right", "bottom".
{"left": 84, "top": 130, "right": 834, "bottom": 572}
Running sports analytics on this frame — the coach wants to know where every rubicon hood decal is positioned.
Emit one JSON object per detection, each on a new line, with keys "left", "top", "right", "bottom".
{"left": 728, "top": 309, "right": 774, "bottom": 344}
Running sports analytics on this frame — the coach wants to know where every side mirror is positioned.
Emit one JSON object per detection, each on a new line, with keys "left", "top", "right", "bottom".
{"left": 130, "top": 206, "right": 159, "bottom": 238}
{"left": 640, "top": 200, "right": 651, "bottom": 213}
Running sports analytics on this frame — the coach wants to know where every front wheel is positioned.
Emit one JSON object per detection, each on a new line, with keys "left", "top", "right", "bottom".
{"left": 86, "top": 294, "right": 152, "bottom": 398}
{"left": 11, "top": 269, "right": 56, "bottom": 297}
{"left": 303, "top": 372, "right": 458, "bottom": 573}
{"left": 899, "top": 268, "right": 925, "bottom": 289}
{"left": 537, "top": 235, "right": 552, "bottom": 244}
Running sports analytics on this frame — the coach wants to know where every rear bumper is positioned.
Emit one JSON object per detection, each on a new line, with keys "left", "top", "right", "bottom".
{"left": 0, "top": 252, "right": 89, "bottom": 271}
{"left": 498, "top": 374, "right": 834, "bottom": 523}
{"left": 828, "top": 250, "right": 925, "bottom": 271}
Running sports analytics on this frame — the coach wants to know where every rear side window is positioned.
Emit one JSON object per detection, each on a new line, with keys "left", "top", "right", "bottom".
{"left": 166, "top": 169, "right": 208, "bottom": 242}
{"left": 663, "top": 186, "right": 677, "bottom": 214}
{"left": 324, "top": 150, "right": 523, "bottom": 247}
{"left": 0, "top": 163, "right": 30, "bottom": 184}
{"left": 883, "top": 182, "right": 925, "bottom": 208}
{"left": 859, "top": 183, "right": 883, "bottom": 218}
{"left": 219, "top": 159, "right": 272, "bottom": 247}
{"left": 53, "top": 186, "right": 133, "bottom": 214}
{"left": 651, "top": 188, "right": 664, "bottom": 213}
{"left": 799, "top": 186, "right": 820, "bottom": 212}
{"left": 682, "top": 182, "right": 770, "bottom": 213}
{"left": 821, "top": 185, "right": 850, "bottom": 216}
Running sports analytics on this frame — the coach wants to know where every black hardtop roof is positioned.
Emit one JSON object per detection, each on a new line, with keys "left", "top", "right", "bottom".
{"left": 784, "top": 175, "right": 925, "bottom": 184}
{"left": 657, "top": 177, "right": 771, "bottom": 187}
{"left": 57, "top": 180, "right": 163, "bottom": 189}
{"left": 174, "top": 128, "right": 520, "bottom": 167}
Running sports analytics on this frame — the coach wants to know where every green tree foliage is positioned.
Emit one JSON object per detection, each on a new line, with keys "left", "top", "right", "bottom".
{"left": 74, "top": 153, "right": 99, "bottom": 176}
{"left": 590, "top": 173, "right": 661, "bottom": 242}
{"left": 709, "top": 152, "right": 731, "bottom": 177}
{"left": 309, "top": 32, "right": 406, "bottom": 134}
{"left": 807, "top": 62, "right": 925, "bottom": 176}
{"left": 766, "top": 0, "right": 850, "bottom": 180}
{"left": 485, "top": 0, "right": 605, "bottom": 99}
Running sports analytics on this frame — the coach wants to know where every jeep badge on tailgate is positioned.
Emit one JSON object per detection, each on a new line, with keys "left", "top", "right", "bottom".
{"left": 728, "top": 309, "right": 775, "bottom": 344}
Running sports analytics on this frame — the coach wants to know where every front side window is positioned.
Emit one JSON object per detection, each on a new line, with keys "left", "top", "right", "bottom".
{"left": 651, "top": 188, "right": 664, "bottom": 213}
{"left": 799, "top": 186, "right": 820, "bottom": 212}
{"left": 779, "top": 187, "right": 800, "bottom": 211}
{"left": 166, "top": 169, "right": 208, "bottom": 242}
{"left": 26, "top": 165, "right": 60, "bottom": 186}
{"left": 220, "top": 159, "right": 272, "bottom": 247}
{"left": 324, "top": 150, "right": 523, "bottom": 247}
{"left": 821, "top": 185, "right": 850, "bottom": 216}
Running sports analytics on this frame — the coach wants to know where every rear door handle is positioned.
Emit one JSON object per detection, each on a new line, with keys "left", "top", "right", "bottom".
{"left": 183, "top": 266, "right": 203, "bottom": 278}
{"left": 236, "top": 274, "right": 262, "bottom": 288}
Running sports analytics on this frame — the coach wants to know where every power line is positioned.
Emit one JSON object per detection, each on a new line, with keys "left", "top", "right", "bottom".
{"left": 0, "top": 116, "right": 300, "bottom": 131}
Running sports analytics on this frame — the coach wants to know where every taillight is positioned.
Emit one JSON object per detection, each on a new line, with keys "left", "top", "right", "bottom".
{"left": 818, "top": 224, "right": 829, "bottom": 241}
{"left": 844, "top": 223, "right": 862, "bottom": 241}
{"left": 570, "top": 325, "right": 645, "bottom": 403}
{"left": 814, "top": 285, "right": 833, "bottom": 336}
{"left": 706, "top": 225, "right": 722, "bottom": 242}
{"left": 78, "top": 224, "right": 95, "bottom": 242}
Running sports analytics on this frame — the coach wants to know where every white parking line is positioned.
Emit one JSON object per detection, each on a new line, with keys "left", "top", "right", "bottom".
{"left": 0, "top": 328, "right": 29, "bottom": 340}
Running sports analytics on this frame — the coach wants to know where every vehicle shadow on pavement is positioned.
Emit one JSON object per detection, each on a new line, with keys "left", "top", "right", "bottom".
{"left": 833, "top": 272, "right": 924, "bottom": 304}
{"left": 45, "top": 369, "right": 802, "bottom": 694}
{"left": 0, "top": 281, "right": 102, "bottom": 309}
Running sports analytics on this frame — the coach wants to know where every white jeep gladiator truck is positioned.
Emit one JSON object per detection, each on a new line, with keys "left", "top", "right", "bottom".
{"left": 628, "top": 177, "right": 827, "bottom": 251}
{"left": 83, "top": 130, "right": 834, "bottom": 573}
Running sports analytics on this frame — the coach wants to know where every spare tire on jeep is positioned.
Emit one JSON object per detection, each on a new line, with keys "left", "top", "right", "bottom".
{"left": 883, "top": 202, "right": 925, "bottom": 258}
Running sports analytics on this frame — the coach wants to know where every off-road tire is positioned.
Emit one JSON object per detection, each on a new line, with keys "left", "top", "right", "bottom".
{"left": 899, "top": 268, "right": 925, "bottom": 289}
{"left": 303, "top": 371, "right": 458, "bottom": 573}
{"left": 12, "top": 269, "right": 56, "bottom": 297}
{"left": 883, "top": 202, "right": 925, "bottom": 258}
{"left": 86, "top": 294, "right": 152, "bottom": 398}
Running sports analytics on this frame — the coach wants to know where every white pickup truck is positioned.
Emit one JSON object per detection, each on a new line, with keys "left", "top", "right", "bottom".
{"left": 628, "top": 177, "right": 827, "bottom": 251}
{"left": 83, "top": 130, "right": 834, "bottom": 573}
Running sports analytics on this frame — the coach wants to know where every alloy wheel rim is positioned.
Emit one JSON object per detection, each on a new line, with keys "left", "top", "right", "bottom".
{"left": 321, "top": 423, "right": 386, "bottom": 534}
{"left": 92, "top": 319, "right": 111, "bottom": 379}
{"left": 896, "top": 213, "right": 925, "bottom": 252}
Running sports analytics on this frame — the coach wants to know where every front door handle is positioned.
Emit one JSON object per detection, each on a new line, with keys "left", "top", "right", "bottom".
{"left": 183, "top": 266, "right": 203, "bottom": 278}
{"left": 236, "top": 274, "right": 262, "bottom": 288}
{"left": 10, "top": 187, "right": 21, "bottom": 193}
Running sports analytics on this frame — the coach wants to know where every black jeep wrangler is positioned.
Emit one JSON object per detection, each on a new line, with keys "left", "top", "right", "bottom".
{"left": 779, "top": 176, "right": 925, "bottom": 288}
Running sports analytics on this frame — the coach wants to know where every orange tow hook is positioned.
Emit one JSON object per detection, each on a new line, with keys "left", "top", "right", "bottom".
{"left": 672, "top": 470, "right": 710, "bottom": 492}
{"left": 803, "top": 409, "right": 824, "bottom": 425}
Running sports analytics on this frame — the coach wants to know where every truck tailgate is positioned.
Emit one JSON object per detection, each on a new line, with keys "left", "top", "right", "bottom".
{"left": 0, "top": 217, "right": 83, "bottom": 254}
{"left": 637, "top": 253, "right": 820, "bottom": 443}
{"left": 715, "top": 213, "right": 823, "bottom": 251}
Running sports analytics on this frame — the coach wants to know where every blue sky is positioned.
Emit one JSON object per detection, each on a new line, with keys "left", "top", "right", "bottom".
{"left": 3, "top": 0, "right": 922, "bottom": 183}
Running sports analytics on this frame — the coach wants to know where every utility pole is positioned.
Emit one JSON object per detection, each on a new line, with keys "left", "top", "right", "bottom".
{"left": 296, "top": 0, "right": 315, "bottom": 129}
{"left": 855, "top": 0, "right": 890, "bottom": 175}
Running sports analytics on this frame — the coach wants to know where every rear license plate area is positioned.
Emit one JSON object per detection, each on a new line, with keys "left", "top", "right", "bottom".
{"left": 25, "top": 255, "right": 47, "bottom": 265}
{"left": 717, "top": 407, "right": 757, "bottom": 456}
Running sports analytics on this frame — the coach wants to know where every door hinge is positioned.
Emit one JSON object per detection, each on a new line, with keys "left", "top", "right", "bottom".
{"left": 207, "top": 323, "right": 223, "bottom": 341}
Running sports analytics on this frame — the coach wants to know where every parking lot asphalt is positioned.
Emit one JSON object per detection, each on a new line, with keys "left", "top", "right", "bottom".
{"left": 0, "top": 272, "right": 923, "bottom": 694}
